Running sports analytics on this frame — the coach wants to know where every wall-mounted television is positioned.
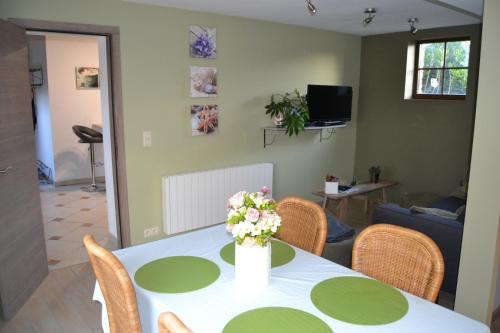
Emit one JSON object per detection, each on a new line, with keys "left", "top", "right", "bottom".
{"left": 306, "top": 85, "right": 353, "bottom": 125}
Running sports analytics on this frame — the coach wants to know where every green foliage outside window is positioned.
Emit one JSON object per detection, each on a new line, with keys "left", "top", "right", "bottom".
{"left": 416, "top": 39, "right": 470, "bottom": 97}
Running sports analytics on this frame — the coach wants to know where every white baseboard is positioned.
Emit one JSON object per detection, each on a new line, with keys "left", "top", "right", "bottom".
{"left": 55, "top": 176, "right": 105, "bottom": 187}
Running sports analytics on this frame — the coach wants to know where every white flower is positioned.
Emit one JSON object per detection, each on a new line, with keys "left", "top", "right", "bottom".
{"left": 227, "top": 209, "right": 239, "bottom": 218}
{"left": 232, "top": 220, "right": 253, "bottom": 239}
{"left": 250, "top": 222, "right": 263, "bottom": 236}
{"left": 253, "top": 192, "right": 265, "bottom": 207}
{"left": 229, "top": 191, "right": 246, "bottom": 208}
{"left": 270, "top": 215, "right": 281, "bottom": 233}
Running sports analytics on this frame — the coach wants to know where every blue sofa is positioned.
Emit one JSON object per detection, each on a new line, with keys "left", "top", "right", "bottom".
{"left": 372, "top": 196, "right": 466, "bottom": 294}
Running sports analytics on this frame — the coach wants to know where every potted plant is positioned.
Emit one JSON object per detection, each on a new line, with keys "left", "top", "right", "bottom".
{"left": 265, "top": 89, "right": 309, "bottom": 136}
{"left": 369, "top": 166, "right": 381, "bottom": 183}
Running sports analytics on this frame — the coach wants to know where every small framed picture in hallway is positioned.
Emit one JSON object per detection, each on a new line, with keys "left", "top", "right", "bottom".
{"left": 75, "top": 66, "right": 100, "bottom": 89}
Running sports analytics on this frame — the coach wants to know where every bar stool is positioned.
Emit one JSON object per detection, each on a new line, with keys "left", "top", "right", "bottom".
{"left": 72, "top": 125, "right": 104, "bottom": 192}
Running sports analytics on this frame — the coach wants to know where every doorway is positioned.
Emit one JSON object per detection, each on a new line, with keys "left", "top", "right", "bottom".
{"left": 0, "top": 18, "right": 130, "bottom": 320}
{"left": 27, "top": 31, "right": 118, "bottom": 270}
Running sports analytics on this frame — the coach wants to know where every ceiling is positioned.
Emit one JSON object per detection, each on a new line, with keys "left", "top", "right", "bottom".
{"left": 124, "top": 0, "right": 483, "bottom": 36}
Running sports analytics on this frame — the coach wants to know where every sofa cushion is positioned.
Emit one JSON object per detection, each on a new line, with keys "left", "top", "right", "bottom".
{"left": 429, "top": 196, "right": 467, "bottom": 223}
{"left": 376, "top": 204, "right": 464, "bottom": 230}
{"left": 372, "top": 203, "right": 464, "bottom": 294}
{"left": 428, "top": 196, "right": 466, "bottom": 213}
{"left": 326, "top": 213, "right": 355, "bottom": 243}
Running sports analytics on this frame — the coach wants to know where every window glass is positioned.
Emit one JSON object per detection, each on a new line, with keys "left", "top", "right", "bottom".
{"left": 418, "top": 42, "right": 445, "bottom": 68}
{"left": 445, "top": 41, "right": 470, "bottom": 67}
{"left": 414, "top": 38, "right": 470, "bottom": 99}
{"left": 417, "top": 69, "right": 442, "bottom": 95}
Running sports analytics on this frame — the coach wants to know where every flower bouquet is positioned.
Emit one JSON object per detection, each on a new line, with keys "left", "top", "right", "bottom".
{"left": 226, "top": 187, "right": 281, "bottom": 288}
{"left": 226, "top": 187, "right": 281, "bottom": 246}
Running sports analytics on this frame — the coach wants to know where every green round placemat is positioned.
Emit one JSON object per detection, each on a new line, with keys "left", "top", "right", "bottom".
{"left": 311, "top": 277, "right": 408, "bottom": 325}
{"left": 134, "top": 256, "right": 220, "bottom": 293}
{"left": 219, "top": 240, "right": 295, "bottom": 268}
{"left": 223, "top": 307, "right": 332, "bottom": 333}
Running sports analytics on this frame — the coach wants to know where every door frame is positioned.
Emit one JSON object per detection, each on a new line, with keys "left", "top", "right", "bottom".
{"left": 10, "top": 18, "right": 131, "bottom": 247}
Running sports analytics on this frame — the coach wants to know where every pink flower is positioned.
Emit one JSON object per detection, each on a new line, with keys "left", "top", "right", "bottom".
{"left": 245, "top": 208, "right": 260, "bottom": 222}
{"left": 260, "top": 186, "right": 270, "bottom": 195}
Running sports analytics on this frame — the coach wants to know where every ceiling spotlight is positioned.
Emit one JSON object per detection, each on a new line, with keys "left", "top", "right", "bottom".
{"left": 409, "top": 18, "right": 419, "bottom": 34}
{"left": 306, "top": 0, "right": 317, "bottom": 15}
{"left": 363, "top": 8, "right": 377, "bottom": 26}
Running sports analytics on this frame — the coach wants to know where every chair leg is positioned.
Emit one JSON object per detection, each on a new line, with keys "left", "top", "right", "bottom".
{"left": 82, "top": 143, "right": 104, "bottom": 192}
{"left": 90, "top": 143, "right": 97, "bottom": 190}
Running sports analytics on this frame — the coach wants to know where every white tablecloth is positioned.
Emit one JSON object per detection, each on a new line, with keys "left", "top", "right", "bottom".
{"left": 93, "top": 224, "right": 489, "bottom": 333}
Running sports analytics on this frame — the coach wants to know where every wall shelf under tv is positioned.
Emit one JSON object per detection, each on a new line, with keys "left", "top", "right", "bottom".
{"left": 263, "top": 123, "right": 346, "bottom": 148}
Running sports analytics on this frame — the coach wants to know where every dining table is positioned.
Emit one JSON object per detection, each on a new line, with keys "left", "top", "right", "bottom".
{"left": 93, "top": 224, "right": 489, "bottom": 333}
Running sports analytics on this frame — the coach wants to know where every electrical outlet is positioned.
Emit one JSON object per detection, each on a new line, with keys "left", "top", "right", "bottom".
{"left": 144, "top": 227, "right": 159, "bottom": 238}
{"left": 143, "top": 131, "right": 152, "bottom": 147}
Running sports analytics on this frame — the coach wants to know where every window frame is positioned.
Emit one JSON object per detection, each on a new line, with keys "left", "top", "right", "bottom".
{"left": 412, "top": 37, "right": 471, "bottom": 100}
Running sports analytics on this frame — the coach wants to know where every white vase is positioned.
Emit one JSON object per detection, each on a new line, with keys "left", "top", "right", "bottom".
{"left": 325, "top": 181, "right": 339, "bottom": 194}
{"left": 235, "top": 241, "right": 271, "bottom": 288}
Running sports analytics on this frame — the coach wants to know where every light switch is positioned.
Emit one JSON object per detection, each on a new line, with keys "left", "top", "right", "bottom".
{"left": 143, "top": 131, "right": 152, "bottom": 147}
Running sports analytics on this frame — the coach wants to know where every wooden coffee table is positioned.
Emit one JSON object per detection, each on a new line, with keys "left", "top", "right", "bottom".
{"left": 312, "top": 180, "right": 398, "bottom": 222}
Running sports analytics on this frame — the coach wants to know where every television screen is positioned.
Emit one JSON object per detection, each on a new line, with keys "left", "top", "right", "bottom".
{"left": 306, "top": 85, "right": 352, "bottom": 123}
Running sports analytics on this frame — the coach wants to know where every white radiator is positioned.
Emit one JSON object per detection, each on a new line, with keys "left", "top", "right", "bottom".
{"left": 162, "top": 163, "right": 273, "bottom": 235}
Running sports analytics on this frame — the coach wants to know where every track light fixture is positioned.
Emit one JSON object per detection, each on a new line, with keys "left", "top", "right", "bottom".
{"left": 306, "top": 0, "right": 317, "bottom": 15}
{"left": 363, "top": 8, "right": 377, "bottom": 26}
{"left": 408, "top": 18, "right": 419, "bottom": 34}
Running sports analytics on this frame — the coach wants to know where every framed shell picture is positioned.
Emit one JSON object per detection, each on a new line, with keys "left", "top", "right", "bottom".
{"left": 190, "top": 25, "right": 216, "bottom": 59}
{"left": 191, "top": 105, "right": 219, "bottom": 136}
{"left": 75, "top": 67, "right": 99, "bottom": 89}
{"left": 190, "top": 66, "right": 217, "bottom": 97}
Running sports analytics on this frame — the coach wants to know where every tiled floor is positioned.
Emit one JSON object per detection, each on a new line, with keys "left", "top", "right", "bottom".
{"left": 40, "top": 184, "right": 117, "bottom": 270}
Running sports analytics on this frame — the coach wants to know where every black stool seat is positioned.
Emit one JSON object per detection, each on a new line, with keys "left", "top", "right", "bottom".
{"left": 71, "top": 125, "right": 104, "bottom": 192}
{"left": 72, "top": 125, "right": 103, "bottom": 144}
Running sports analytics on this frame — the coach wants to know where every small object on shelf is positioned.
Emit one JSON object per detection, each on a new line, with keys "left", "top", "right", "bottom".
{"left": 338, "top": 185, "right": 352, "bottom": 192}
{"left": 369, "top": 166, "right": 381, "bottom": 183}
{"left": 325, "top": 174, "right": 339, "bottom": 194}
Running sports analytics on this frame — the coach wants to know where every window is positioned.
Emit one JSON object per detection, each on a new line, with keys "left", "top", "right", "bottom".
{"left": 413, "top": 38, "right": 471, "bottom": 99}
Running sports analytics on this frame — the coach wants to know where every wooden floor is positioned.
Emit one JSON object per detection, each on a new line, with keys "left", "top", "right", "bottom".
{"left": 0, "top": 263, "right": 103, "bottom": 333}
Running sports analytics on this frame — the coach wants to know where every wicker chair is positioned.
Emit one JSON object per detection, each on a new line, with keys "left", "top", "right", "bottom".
{"left": 83, "top": 235, "right": 142, "bottom": 333}
{"left": 352, "top": 224, "right": 445, "bottom": 302}
{"left": 158, "top": 312, "right": 193, "bottom": 333}
{"left": 276, "top": 197, "right": 328, "bottom": 256}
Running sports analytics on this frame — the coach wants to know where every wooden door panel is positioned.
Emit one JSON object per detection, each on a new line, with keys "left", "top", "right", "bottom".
{"left": 0, "top": 19, "right": 48, "bottom": 320}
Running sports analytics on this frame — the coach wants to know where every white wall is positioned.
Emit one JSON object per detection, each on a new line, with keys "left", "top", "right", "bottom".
{"left": 494, "top": 257, "right": 500, "bottom": 310}
{"left": 28, "top": 34, "right": 55, "bottom": 179}
{"left": 97, "top": 36, "right": 117, "bottom": 239}
{"left": 44, "top": 34, "right": 104, "bottom": 183}
{"left": 454, "top": 0, "right": 500, "bottom": 323}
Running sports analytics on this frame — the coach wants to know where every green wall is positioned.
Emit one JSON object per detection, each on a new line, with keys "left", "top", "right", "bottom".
{"left": 354, "top": 25, "right": 481, "bottom": 203}
{"left": 1, "top": 0, "right": 361, "bottom": 244}
{"left": 455, "top": 0, "right": 500, "bottom": 323}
